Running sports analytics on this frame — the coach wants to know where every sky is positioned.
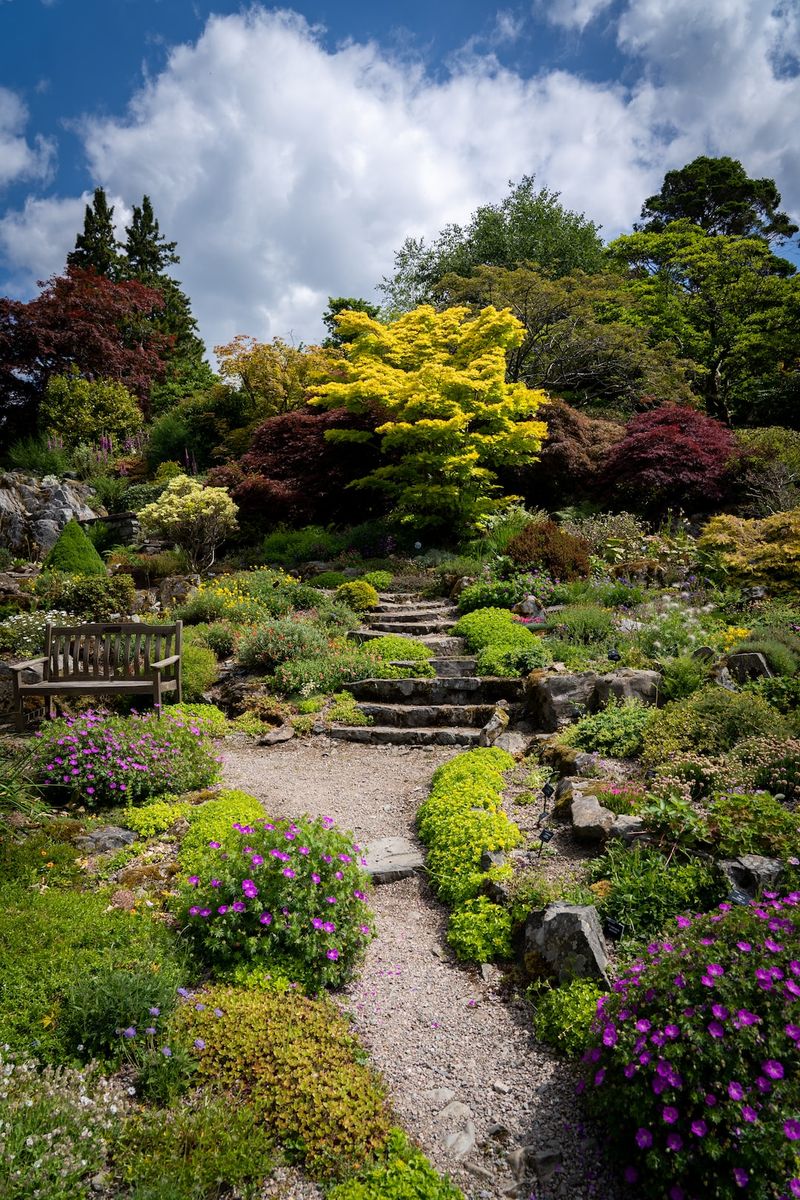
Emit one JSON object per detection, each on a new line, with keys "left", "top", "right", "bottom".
{"left": 0, "top": 0, "right": 798, "bottom": 352}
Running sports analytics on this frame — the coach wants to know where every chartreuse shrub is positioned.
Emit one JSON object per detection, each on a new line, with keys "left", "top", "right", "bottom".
{"left": 122, "top": 799, "right": 190, "bottom": 838}
{"left": 583, "top": 898, "right": 800, "bottom": 1200}
{"left": 367, "top": 634, "right": 435, "bottom": 677}
{"left": 177, "top": 790, "right": 266, "bottom": 876}
{"left": 456, "top": 577, "right": 528, "bottom": 616}
{"left": 29, "top": 710, "right": 220, "bottom": 806}
{"left": 558, "top": 699, "right": 651, "bottom": 759}
{"left": 698, "top": 506, "right": 800, "bottom": 591}
{"left": 181, "top": 643, "right": 219, "bottom": 700}
{"left": 418, "top": 749, "right": 517, "bottom": 961}
{"left": 43, "top": 519, "right": 105, "bottom": 575}
{"left": 0, "top": 888, "right": 183, "bottom": 1062}
{"left": 453, "top": 606, "right": 549, "bottom": 676}
{"left": 0, "top": 1051, "right": 131, "bottom": 1200}
{"left": 177, "top": 812, "right": 375, "bottom": 991}
{"left": 641, "top": 687, "right": 788, "bottom": 766}
{"left": 587, "top": 843, "right": 726, "bottom": 939}
{"left": 313, "top": 570, "right": 348, "bottom": 588}
{"left": 336, "top": 580, "right": 380, "bottom": 612}
{"left": 531, "top": 978, "right": 603, "bottom": 1058}
{"left": 328, "top": 1127, "right": 464, "bottom": 1200}
{"left": 360, "top": 569, "right": 393, "bottom": 590}
{"left": 176, "top": 986, "right": 390, "bottom": 1178}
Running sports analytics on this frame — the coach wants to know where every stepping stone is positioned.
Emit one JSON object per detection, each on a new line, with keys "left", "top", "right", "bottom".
{"left": 362, "top": 835, "right": 424, "bottom": 883}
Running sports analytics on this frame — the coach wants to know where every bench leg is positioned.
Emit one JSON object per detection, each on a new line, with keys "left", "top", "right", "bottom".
{"left": 153, "top": 674, "right": 163, "bottom": 716}
{"left": 45, "top": 695, "right": 55, "bottom": 721}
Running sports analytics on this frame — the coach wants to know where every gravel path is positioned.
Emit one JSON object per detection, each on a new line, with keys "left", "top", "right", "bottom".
{"left": 222, "top": 737, "right": 620, "bottom": 1200}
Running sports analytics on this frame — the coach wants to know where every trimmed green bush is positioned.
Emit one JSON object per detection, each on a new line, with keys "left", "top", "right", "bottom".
{"left": 475, "top": 638, "right": 553, "bottom": 677}
{"left": 181, "top": 643, "right": 219, "bottom": 701}
{"left": 360, "top": 570, "right": 393, "bottom": 590}
{"left": 446, "top": 897, "right": 512, "bottom": 962}
{"left": 312, "top": 570, "right": 349, "bottom": 588}
{"left": 335, "top": 580, "right": 380, "bottom": 612}
{"left": 43, "top": 519, "right": 105, "bottom": 575}
{"left": 532, "top": 978, "right": 603, "bottom": 1058}
{"left": 452, "top": 608, "right": 540, "bottom": 673}
{"left": 559, "top": 699, "right": 651, "bottom": 759}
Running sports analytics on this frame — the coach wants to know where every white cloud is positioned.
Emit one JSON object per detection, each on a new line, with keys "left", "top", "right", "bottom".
{"left": 0, "top": 87, "right": 54, "bottom": 189}
{"left": 0, "top": 3, "right": 798, "bottom": 350}
{"left": 539, "top": 0, "right": 615, "bottom": 33}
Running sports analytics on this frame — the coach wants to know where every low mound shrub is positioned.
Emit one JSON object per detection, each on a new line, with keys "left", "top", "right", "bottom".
{"left": 60, "top": 962, "right": 185, "bottom": 1066}
{"left": 547, "top": 603, "right": 615, "bottom": 645}
{"left": 187, "top": 620, "right": 238, "bottom": 659}
{"left": 446, "top": 896, "right": 512, "bottom": 962}
{"left": 559, "top": 699, "right": 651, "bottom": 759}
{"left": 475, "top": 639, "right": 553, "bottom": 677}
{"left": 312, "top": 570, "right": 348, "bottom": 588}
{"left": 360, "top": 570, "right": 393, "bottom": 590}
{"left": 181, "top": 642, "right": 219, "bottom": 700}
{"left": 506, "top": 519, "right": 591, "bottom": 580}
{"left": 43, "top": 519, "right": 105, "bottom": 575}
{"left": 122, "top": 799, "right": 190, "bottom": 838}
{"left": 642, "top": 688, "right": 788, "bottom": 765}
{"left": 367, "top": 634, "right": 432, "bottom": 663}
{"left": 34, "top": 573, "right": 136, "bottom": 621}
{"left": 271, "top": 642, "right": 393, "bottom": 696}
{"left": 335, "top": 580, "right": 380, "bottom": 612}
{"left": 453, "top": 608, "right": 543, "bottom": 677}
{"left": 587, "top": 843, "right": 726, "bottom": 938}
{"left": 328, "top": 1127, "right": 464, "bottom": 1200}
{"left": 261, "top": 525, "right": 348, "bottom": 566}
{"left": 456, "top": 578, "right": 528, "bottom": 616}
{"left": 708, "top": 792, "right": 800, "bottom": 860}
{"left": 237, "top": 617, "right": 329, "bottom": 672}
{"left": 176, "top": 986, "right": 390, "bottom": 1178}
{"left": 531, "top": 978, "right": 603, "bottom": 1058}
{"left": 729, "top": 736, "right": 800, "bottom": 805}
{"left": 582, "top": 897, "right": 800, "bottom": 1200}
{"left": 177, "top": 812, "right": 375, "bottom": 991}
{"left": 30, "top": 710, "right": 220, "bottom": 806}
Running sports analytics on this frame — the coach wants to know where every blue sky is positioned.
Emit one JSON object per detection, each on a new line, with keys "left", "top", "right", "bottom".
{"left": 0, "top": 0, "right": 798, "bottom": 348}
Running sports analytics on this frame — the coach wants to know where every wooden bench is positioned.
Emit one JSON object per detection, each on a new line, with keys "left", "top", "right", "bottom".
{"left": 10, "top": 621, "right": 183, "bottom": 730}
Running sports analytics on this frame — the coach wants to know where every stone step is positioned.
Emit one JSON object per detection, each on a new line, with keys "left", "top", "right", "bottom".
{"left": 418, "top": 635, "right": 467, "bottom": 657}
{"left": 367, "top": 620, "right": 456, "bottom": 635}
{"left": 368, "top": 607, "right": 457, "bottom": 624}
{"left": 357, "top": 702, "right": 498, "bottom": 728}
{"left": 429, "top": 656, "right": 477, "bottom": 677}
{"left": 373, "top": 599, "right": 449, "bottom": 612}
{"left": 328, "top": 724, "right": 481, "bottom": 747}
{"left": 349, "top": 676, "right": 525, "bottom": 705}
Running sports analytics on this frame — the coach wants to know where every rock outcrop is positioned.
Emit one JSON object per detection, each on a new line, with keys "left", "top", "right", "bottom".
{"left": 0, "top": 471, "right": 106, "bottom": 556}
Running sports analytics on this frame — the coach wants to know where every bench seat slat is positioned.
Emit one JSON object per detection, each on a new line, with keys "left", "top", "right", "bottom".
{"left": 19, "top": 679, "right": 179, "bottom": 694}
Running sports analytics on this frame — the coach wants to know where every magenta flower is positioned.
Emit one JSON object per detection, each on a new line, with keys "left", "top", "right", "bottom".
{"left": 733, "top": 1168, "right": 749, "bottom": 1188}
{"left": 728, "top": 1081, "right": 745, "bottom": 1101}
{"left": 691, "top": 1119, "right": 707, "bottom": 1138}
{"left": 635, "top": 1128, "right": 653, "bottom": 1148}
{"left": 762, "top": 1059, "right": 784, "bottom": 1080}
{"left": 662, "top": 1106, "right": 679, "bottom": 1124}
{"left": 326, "top": 948, "right": 339, "bottom": 960}
{"left": 785, "top": 1119, "right": 800, "bottom": 1141}
{"left": 259, "top": 913, "right": 272, "bottom": 925}
{"left": 707, "top": 1021, "right": 725, "bottom": 1038}
{"left": 741, "top": 1105, "right": 758, "bottom": 1123}
{"left": 666, "top": 1132, "right": 682, "bottom": 1152}
{"left": 194, "top": 1038, "right": 205, "bottom": 1050}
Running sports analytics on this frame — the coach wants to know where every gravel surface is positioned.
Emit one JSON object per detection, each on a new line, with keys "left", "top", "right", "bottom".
{"left": 222, "top": 737, "right": 621, "bottom": 1200}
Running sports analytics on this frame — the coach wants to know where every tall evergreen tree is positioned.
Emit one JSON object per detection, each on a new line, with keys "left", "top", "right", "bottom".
{"left": 67, "top": 187, "right": 122, "bottom": 278}
{"left": 123, "top": 195, "right": 178, "bottom": 276}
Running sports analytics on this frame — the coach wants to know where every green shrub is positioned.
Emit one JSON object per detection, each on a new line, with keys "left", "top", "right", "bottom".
{"left": 634, "top": 605, "right": 706, "bottom": 660}
{"left": 61, "top": 963, "right": 184, "bottom": 1065}
{"left": 728, "top": 735, "right": 800, "bottom": 804}
{"left": 531, "top": 979, "right": 602, "bottom": 1058}
{"left": 587, "top": 843, "right": 726, "bottom": 938}
{"left": 0, "top": 825, "right": 82, "bottom": 887}
{"left": 177, "top": 813, "right": 374, "bottom": 992}
{"left": 6, "top": 434, "right": 70, "bottom": 476}
{"left": 0, "top": 888, "right": 183, "bottom": 1061}
{"left": 328, "top": 1127, "right": 464, "bottom": 1200}
{"left": 360, "top": 570, "right": 393, "bottom": 590}
{"left": 122, "top": 800, "right": 190, "bottom": 838}
{"left": 237, "top": 617, "right": 329, "bottom": 672}
{"left": 262, "top": 525, "right": 347, "bottom": 566}
{"left": 446, "top": 897, "right": 512, "bottom": 962}
{"left": 730, "top": 635, "right": 799, "bottom": 676}
{"left": 642, "top": 687, "right": 787, "bottom": 765}
{"left": 312, "top": 570, "right": 348, "bottom": 588}
{"left": 176, "top": 986, "right": 390, "bottom": 1178}
{"left": 34, "top": 572, "right": 136, "bottom": 620}
{"left": 549, "top": 579, "right": 645, "bottom": 608}
{"left": 326, "top": 692, "right": 372, "bottom": 726}
{"left": 0, "top": 1051, "right": 129, "bottom": 1200}
{"left": 547, "top": 603, "right": 614, "bottom": 645}
{"left": 583, "top": 899, "right": 800, "bottom": 1200}
{"left": 659, "top": 653, "right": 710, "bottom": 700}
{"left": 745, "top": 672, "right": 800, "bottom": 713}
{"left": 188, "top": 620, "right": 238, "bottom": 659}
{"left": 168, "top": 702, "right": 229, "bottom": 738}
{"left": 367, "top": 634, "right": 432, "bottom": 663}
{"left": 177, "top": 790, "right": 266, "bottom": 876}
{"left": 111, "top": 1098, "right": 275, "bottom": 1199}
{"left": 708, "top": 792, "right": 800, "bottom": 859}
{"left": 452, "top": 607, "right": 538, "bottom": 654}
{"left": 418, "top": 749, "right": 518, "bottom": 908}
{"left": 560, "top": 699, "right": 651, "bottom": 759}
{"left": 181, "top": 643, "right": 219, "bottom": 701}
{"left": 475, "top": 638, "right": 552, "bottom": 677}
{"left": 507, "top": 519, "right": 591, "bottom": 580}
{"left": 271, "top": 642, "right": 388, "bottom": 696}
{"left": 456, "top": 577, "right": 527, "bottom": 616}
{"left": 43, "top": 519, "right": 105, "bottom": 575}
{"left": 335, "top": 580, "right": 380, "bottom": 612}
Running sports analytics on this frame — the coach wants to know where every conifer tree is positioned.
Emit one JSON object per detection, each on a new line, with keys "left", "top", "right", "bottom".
{"left": 67, "top": 188, "right": 122, "bottom": 278}
{"left": 123, "top": 195, "right": 178, "bottom": 276}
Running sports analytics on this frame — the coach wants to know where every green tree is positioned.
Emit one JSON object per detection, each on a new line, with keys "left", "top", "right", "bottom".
{"left": 67, "top": 188, "right": 122, "bottom": 279}
{"left": 123, "top": 195, "right": 178, "bottom": 276}
{"left": 40, "top": 372, "right": 143, "bottom": 449}
{"left": 311, "top": 304, "right": 548, "bottom": 534}
{"left": 441, "top": 264, "right": 692, "bottom": 412}
{"left": 43, "top": 519, "right": 106, "bottom": 575}
{"left": 380, "top": 176, "right": 604, "bottom": 312}
{"left": 138, "top": 475, "right": 238, "bottom": 570}
{"left": 609, "top": 221, "right": 800, "bottom": 423}
{"left": 322, "top": 296, "right": 381, "bottom": 347}
{"left": 636, "top": 156, "right": 798, "bottom": 243}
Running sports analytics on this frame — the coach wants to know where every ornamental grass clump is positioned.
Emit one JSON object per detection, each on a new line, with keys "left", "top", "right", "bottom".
{"left": 30, "top": 709, "right": 220, "bottom": 806}
{"left": 177, "top": 813, "right": 375, "bottom": 991}
{"left": 582, "top": 895, "right": 800, "bottom": 1200}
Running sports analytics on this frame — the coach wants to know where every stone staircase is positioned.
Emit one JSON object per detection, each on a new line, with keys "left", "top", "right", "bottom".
{"left": 329, "top": 594, "right": 524, "bottom": 747}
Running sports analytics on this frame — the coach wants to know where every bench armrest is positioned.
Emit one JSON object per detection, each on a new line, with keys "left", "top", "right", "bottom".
{"left": 8, "top": 656, "right": 48, "bottom": 674}
{"left": 151, "top": 654, "right": 180, "bottom": 670}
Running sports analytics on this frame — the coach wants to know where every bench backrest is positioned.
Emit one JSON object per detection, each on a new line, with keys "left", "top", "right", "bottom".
{"left": 43, "top": 622, "right": 182, "bottom": 683}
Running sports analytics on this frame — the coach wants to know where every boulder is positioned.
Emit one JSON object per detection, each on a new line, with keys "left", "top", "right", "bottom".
{"left": 513, "top": 594, "right": 545, "bottom": 619}
{"left": 525, "top": 671, "right": 598, "bottom": 732}
{"left": 363, "top": 836, "right": 424, "bottom": 883}
{"left": 258, "top": 724, "right": 295, "bottom": 746}
{"left": 494, "top": 729, "right": 533, "bottom": 757}
{"left": 720, "top": 854, "right": 783, "bottom": 897}
{"left": 553, "top": 776, "right": 603, "bottom": 817}
{"left": 0, "top": 470, "right": 105, "bottom": 555}
{"left": 478, "top": 700, "right": 510, "bottom": 747}
{"left": 159, "top": 575, "right": 201, "bottom": 608}
{"left": 610, "top": 813, "right": 647, "bottom": 843}
{"left": 521, "top": 903, "right": 610, "bottom": 984}
{"left": 726, "top": 652, "right": 772, "bottom": 683}
{"left": 75, "top": 825, "right": 138, "bottom": 853}
{"left": 570, "top": 796, "right": 614, "bottom": 842}
{"left": 594, "top": 669, "right": 661, "bottom": 708}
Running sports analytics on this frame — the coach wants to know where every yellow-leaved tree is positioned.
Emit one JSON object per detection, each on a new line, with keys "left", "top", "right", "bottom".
{"left": 214, "top": 334, "right": 343, "bottom": 419}
{"left": 310, "top": 305, "right": 548, "bottom": 534}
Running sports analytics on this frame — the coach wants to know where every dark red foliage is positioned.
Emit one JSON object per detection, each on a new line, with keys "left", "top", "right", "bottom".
{"left": 207, "top": 406, "right": 383, "bottom": 527}
{"left": 0, "top": 267, "right": 171, "bottom": 437}
{"left": 506, "top": 519, "right": 591, "bottom": 579}
{"left": 602, "top": 404, "right": 738, "bottom": 513}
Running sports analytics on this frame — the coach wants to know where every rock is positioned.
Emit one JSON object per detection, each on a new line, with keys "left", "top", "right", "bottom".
{"left": 423, "top": 1087, "right": 455, "bottom": 1106}
{"left": 742, "top": 585, "right": 768, "bottom": 602}
{"left": 478, "top": 700, "right": 510, "bottom": 747}
{"left": 311, "top": 720, "right": 327, "bottom": 735}
{"left": 258, "top": 724, "right": 295, "bottom": 746}
{"left": 521, "top": 903, "right": 610, "bottom": 984}
{"left": 480, "top": 849, "right": 507, "bottom": 872}
{"left": 110, "top": 888, "right": 137, "bottom": 910}
{"left": 444, "top": 1120, "right": 476, "bottom": 1158}
{"left": 720, "top": 854, "right": 783, "bottom": 897}
{"left": 610, "top": 813, "right": 647, "bottom": 843}
{"left": 532, "top": 1146, "right": 563, "bottom": 1184}
{"left": 75, "top": 825, "right": 138, "bottom": 853}
{"left": 525, "top": 671, "right": 598, "bottom": 732}
{"left": 438, "top": 1100, "right": 472, "bottom": 1123}
{"left": 491, "top": 1080, "right": 511, "bottom": 1094}
{"left": 450, "top": 576, "right": 477, "bottom": 599}
{"left": 494, "top": 730, "right": 532, "bottom": 757}
{"left": 726, "top": 651, "right": 773, "bottom": 683}
{"left": 362, "top": 836, "right": 424, "bottom": 883}
{"left": 553, "top": 776, "right": 604, "bottom": 816}
{"left": 513, "top": 594, "right": 544, "bottom": 619}
{"left": 0, "top": 469, "right": 106, "bottom": 554}
{"left": 692, "top": 645, "right": 716, "bottom": 663}
{"left": 571, "top": 796, "right": 614, "bottom": 842}
{"left": 159, "top": 574, "right": 201, "bottom": 608}
{"left": 594, "top": 668, "right": 661, "bottom": 708}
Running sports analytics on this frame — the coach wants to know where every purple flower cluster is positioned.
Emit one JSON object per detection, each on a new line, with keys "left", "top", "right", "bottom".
{"left": 32, "top": 709, "right": 219, "bottom": 805}
{"left": 582, "top": 893, "right": 800, "bottom": 1200}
